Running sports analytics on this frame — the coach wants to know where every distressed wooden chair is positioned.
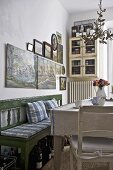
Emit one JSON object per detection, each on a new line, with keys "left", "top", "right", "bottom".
{"left": 70, "top": 106, "right": 113, "bottom": 170}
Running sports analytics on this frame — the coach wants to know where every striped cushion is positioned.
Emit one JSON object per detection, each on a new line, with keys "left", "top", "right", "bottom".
{"left": 27, "top": 101, "right": 48, "bottom": 123}
{"left": 44, "top": 99, "right": 58, "bottom": 110}
{"left": 1, "top": 118, "right": 51, "bottom": 139}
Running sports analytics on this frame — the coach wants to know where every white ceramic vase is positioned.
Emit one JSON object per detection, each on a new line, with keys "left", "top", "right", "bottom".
{"left": 96, "top": 87, "right": 106, "bottom": 99}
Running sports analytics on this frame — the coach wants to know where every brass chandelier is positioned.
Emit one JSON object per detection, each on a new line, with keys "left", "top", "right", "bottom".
{"left": 82, "top": 0, "right": 113, "bottom": 44}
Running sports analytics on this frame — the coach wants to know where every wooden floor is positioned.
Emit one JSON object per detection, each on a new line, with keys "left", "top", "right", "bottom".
{"left": 42, "top": 146, "right": 109, "bottom": 170}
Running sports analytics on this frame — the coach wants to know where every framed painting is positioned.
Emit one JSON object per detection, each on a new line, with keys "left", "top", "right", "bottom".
{"left": 62, "top": 65, "right": 65, "bottom": 75}
{"left": 51, "top": 33, "right": 58, "bottom": 51}
{"left": 57, "top": 44, "right": 63, "bottom": 64}
{"left": 55, "top": 64, "right": 62, "bottom": 75}
{"left": 59, "top": 76, "right": 66, "bottom": 90}
{"left": 6, "top": 44, "right": 37, "bottom": 88}
{"left": 37, "top": 56, "right": 56, "bottom": 89}
{"left": 26, "top": 43, "right": 33, "bottom": 52}
{"left": 33, "top": 39, "right": 43, "bottom": 56}
{"left": 43, "top": 41, "right": 52, "bottom": 60}
{"left": 56, "top": 32, "right": 62, "bottom": 44}
{"left": 53, "top": 50, "right": 58, "bottom": 62}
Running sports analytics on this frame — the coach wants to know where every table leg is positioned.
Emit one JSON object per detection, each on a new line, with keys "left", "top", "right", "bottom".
{"left": 54, "top": 136, "right": 64, "bottom": 170}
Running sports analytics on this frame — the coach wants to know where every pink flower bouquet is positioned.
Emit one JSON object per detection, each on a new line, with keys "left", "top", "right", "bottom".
{"left": 93, "top": 79, "right": 110, "bottom": 89}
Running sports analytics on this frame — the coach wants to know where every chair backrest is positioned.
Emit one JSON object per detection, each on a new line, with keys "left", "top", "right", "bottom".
{"left": 78, "top": 106, "right": 113, "bottom": 155}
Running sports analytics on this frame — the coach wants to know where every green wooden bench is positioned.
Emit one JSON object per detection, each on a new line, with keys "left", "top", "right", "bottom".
{"left": 0, "top": 94, "right": 62, "bottom": 170}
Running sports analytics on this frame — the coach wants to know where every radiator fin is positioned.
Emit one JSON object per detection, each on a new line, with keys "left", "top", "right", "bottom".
{"left": 69, "top": 81, "right": 95, "bottom": 103}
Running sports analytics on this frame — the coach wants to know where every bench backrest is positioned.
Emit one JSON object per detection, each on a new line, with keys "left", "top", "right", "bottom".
{"left": 0, "top": 94, "right": 62, "bottom": 131}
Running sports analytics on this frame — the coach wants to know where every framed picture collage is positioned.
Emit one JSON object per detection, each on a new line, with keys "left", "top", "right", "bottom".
{"left": 6, "top": 41, "right": 66, "bottom": 90}
{"left": 26, "top": 32, "right": 63, "bottom": 64}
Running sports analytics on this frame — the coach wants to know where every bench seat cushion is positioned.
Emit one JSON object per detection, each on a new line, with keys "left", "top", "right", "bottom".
{"left": 1, "top": 118, "right": 51, "bottom": 139}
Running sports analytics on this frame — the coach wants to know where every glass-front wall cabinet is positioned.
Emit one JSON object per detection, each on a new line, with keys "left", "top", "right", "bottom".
{"left": 69, "top": 37, "right": 97, "bottom": 77}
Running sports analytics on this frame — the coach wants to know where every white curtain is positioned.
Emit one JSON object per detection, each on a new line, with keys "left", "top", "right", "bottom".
{"left": 107, "top": 30, "right": 113, "bottom": 98}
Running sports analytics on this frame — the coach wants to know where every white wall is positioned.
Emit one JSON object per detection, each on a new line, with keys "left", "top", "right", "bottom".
{"left": 0, "top": 0, "right": 69, "bottom": 104}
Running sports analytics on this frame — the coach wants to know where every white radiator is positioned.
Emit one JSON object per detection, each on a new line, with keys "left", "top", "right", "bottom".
{"left": 68, "top": 80, "right": 95, "bottom": 103}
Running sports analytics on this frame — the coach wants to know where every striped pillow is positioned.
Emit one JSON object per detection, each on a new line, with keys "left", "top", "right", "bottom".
{"left": 27, "top": 101, "right": 48, "bottom": 123}
{"left": 44, "top": 99, "right": 58, "bottom": 110}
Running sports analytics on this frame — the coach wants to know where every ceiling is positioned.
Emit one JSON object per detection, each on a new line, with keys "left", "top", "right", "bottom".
{"left": 58, "top": 0, "right": 113, "bottom": 14}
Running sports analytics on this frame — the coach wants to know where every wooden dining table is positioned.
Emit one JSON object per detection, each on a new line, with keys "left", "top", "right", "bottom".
{"left": 51, "top": 99, "right": 113, "bottom": 170}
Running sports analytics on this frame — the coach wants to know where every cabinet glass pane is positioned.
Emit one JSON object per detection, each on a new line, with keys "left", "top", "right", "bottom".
{"left": 72, "top": 47, "right": 80, "bottom": 54}
{"left": 72, "top": 60, "right": 81, "bottom": 66}
{"left": 85, "top": 40, "right": 95, "bottom": 54}
{"left": 72, "top": 40, "right": 80, "bottom": 46}
{"left": 85, "top": 46, "right": 95, "bottom": 53}
{"left": 85, "top": 66, "right": 95, "bottom": 74}
{"left": 71, "top": 40, "right": 81, "bottom": 55}
{"left": 86, "top": 40, "right": 95, "bottom": 46}
{"left": 85, "top": 59, "right": 95, "bottom": 65}
{"left": 72, "top": 67, "right": 81, "bottom": 74}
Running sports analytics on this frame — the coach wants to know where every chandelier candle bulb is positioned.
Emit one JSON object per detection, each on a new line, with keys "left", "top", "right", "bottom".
{"left": 90, "top": 29, "right": 95, "bottom": 35}
{"left": 76, "top": 32, "right": 80, "bottom": 37}
{"left": 83, "top": 32, "right": 86, "bottom": 36}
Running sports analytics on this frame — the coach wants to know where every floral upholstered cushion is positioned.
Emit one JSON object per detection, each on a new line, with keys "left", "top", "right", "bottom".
{"left": 27, "top": 101, "right": 48, "bottom": 123}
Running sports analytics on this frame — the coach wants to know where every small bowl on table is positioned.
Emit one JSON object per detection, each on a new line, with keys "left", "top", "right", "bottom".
{"left": 75, "top": 100, "right": 82, "bottom": 108}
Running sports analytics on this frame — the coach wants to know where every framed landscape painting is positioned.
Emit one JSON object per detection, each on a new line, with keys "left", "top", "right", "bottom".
{"left": 6, "top": 44, "right": 37, "bottom": 88}
{"left": 57, "top": 44, "right": 63, "bottom": 64}
{"left": 37, "top": 56, "right": 56, "bottom": 89}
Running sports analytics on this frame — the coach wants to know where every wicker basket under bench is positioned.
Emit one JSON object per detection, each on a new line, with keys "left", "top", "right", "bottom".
{"left": 0, "top": 94, "right": 62, "bottom": 170}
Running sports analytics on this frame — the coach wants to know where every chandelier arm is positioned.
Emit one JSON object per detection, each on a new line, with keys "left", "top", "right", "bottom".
{"left": 98, "top": 0, "right": 106, "bottom": 13}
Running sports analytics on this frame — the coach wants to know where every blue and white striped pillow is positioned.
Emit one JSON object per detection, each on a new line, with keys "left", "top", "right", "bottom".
{"left": 27, "top": 101, "right": 48, "bottom": 123}
{"left": 44, "top": 99, "right": 58, "bottom": 110}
